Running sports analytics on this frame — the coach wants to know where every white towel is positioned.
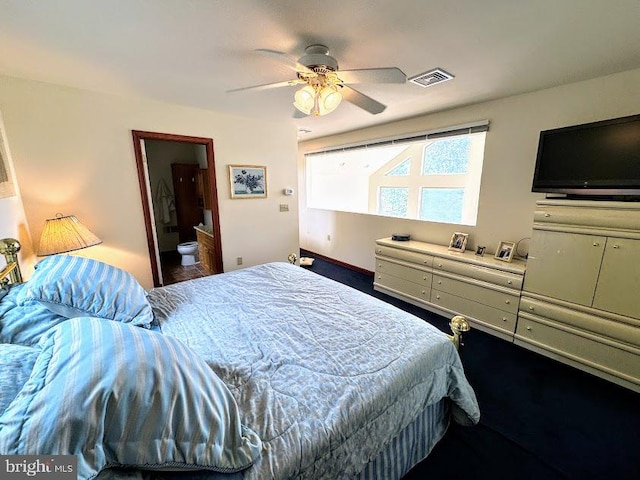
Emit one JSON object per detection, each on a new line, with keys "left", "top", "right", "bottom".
{"left": 156, "top": 179, "right": 176, "bottom": 224}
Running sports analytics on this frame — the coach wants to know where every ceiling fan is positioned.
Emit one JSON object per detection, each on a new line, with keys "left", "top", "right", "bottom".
{"left": 229, "top": 44, "right": 406, "bottom": 117}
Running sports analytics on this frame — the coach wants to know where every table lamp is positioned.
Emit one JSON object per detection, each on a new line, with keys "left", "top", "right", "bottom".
{"left": 37, "top": 213, "right": 102, "bottom": 256}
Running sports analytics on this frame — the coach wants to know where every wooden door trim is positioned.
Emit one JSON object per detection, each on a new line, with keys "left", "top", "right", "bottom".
{"left": 132, "top": 130, "right": 223, "bottom": 287}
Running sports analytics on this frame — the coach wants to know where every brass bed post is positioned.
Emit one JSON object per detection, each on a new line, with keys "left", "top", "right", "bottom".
{"left": 447, "top": 315, "right": 470, "bottom": 350}
{"left": 0, "top": 238, "right": 23, "bottom": 284}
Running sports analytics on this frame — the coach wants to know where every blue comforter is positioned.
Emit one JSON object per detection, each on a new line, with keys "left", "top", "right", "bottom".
{"left": 149, "top": 262, "right": 480, "bottom": 479}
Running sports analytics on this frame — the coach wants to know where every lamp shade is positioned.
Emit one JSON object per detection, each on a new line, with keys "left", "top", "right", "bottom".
{"left": 293, "top": 85, "right": 316, "bottom": 115}
{"left": 316, "top": 85, "right": 342, "bottom": 115}
{"left": 37, "top": 214, "right": 102, "bottom": 256}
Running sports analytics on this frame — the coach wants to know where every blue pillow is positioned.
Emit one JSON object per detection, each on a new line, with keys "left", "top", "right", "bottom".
{"left": 16, "top": 255, "right": 154, "bottom": 328}
{"left": 0, "top": 318, "right": 262, "bottom": 478}
{"left": 0, "top": 283, "right": 69, "bottom": 346}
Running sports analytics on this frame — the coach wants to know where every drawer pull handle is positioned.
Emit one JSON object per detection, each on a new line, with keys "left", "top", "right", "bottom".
{"left": 438, "top": 263, "right": 442, "bottom": 267}
{"left": 544, "top": 213, "right": 551, "bottom": 217}
{"left": 423, "top": 260, "right": 428, "bottom": 264}
{"left": 613, "top": 244, "right": 620, "bottom": 249}
{"left": 505, "top": 300, "right": 510, "bottom": 304}
{"left": 529, "top": 306, "right": 534, "bottom": 311}
{"left": 526, "top": 326, "right": 532, "bottom": 331}
{"left": 593, "top": 242, "right": 599, "bottom": 247}
{"left": 423, "top": 276, "right": 427, "bottom": 281}
{"left": 437, "top": 280, "right": 442, "bottom": 285}
{"left": 502, "top": 317, "right": 508, "bottom": 322}
{"left": 422, "top": 290, "right": 426, "bottom": 294}
{"left": 507, "top": 280, "right": 512, "bottom": 285}
{"left": 436, "top": 295, "right": 441, "bottom": 299}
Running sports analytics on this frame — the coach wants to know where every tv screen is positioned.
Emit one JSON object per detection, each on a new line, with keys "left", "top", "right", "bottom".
{"left": 532, "top": 114, "right": 640, "bottom": 197}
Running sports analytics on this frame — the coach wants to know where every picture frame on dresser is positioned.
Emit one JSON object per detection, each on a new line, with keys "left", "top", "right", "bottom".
{"left": 495, "top": 241, "right": 515, "bottom": 262}
{"left": 448, "top": 232, "right": 468, "bottom": 252}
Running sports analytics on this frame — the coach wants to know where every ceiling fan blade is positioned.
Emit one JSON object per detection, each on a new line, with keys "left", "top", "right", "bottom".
{"left": 255, "top": 49, "right": 315, "bottom": 74}
{"left": 341, "top": 86, "right": 387, "bottom": 114}
{"left": 338, "top": 67, "right": 406, "bottom": 84}
{"left": 227, "top": 78, "right": 303, "bottom": 93}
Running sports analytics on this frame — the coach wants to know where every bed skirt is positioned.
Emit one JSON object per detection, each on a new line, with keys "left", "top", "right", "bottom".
{"left": 357, "top": 399, "right": 449, "bottom": 480}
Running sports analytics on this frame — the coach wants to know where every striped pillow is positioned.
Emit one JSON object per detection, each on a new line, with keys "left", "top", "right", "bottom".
{"left": 0, "top": 318, "right": 262, "bottom": 478}
{"left": 0, "top": 283, "right": 68, "bottom": 346}
{"left": 17, "top": 255, "right": 153, "bottom": 328}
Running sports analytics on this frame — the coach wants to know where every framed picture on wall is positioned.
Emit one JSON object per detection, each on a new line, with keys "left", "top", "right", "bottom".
{"left": 495, "top": 241, "right": 516, "bottom": 262}
{"left": 448, "top": 232, "right": 469, "bottom": 252}
{"left": 0, "top": 111, "right": 16, "bottom": 199}
{"left": 229, "top": 165, "right": 267, "bottom": 199}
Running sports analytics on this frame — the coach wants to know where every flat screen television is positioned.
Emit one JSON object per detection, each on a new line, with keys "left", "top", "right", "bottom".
{"left": 531, "top": 113, "right": 640, "bottom": 198}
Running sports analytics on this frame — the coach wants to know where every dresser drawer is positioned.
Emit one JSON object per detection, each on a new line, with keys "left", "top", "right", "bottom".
{"left": 515, "top": 317, "right": 640, "bottom": 384}
{"left": 433, "top": 258, "right": 523, "bottom": 289}
{"left": 374, "top": 272, "right": 430, "bottom": 302}
{"left": 375, "top": 245, "right": 433, "bottom": 267}
{"left": 534, "top": 204, "right": 640, "bottom": 231}
{"left": 430, "top": 290, "right": 517, "bottom": 334}
{"left": 433, "top": 275, "right": 520, "bottom": 314}
{"left": 519, "top": 296, "right": 640, "bottom": 347}
{"left": 375, "top": 259, "right": 431, "bottom": 286}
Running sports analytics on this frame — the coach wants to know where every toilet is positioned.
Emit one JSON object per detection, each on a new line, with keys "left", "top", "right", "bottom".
{"left": 177, "top": 241, "right": 199, "bottom": 266}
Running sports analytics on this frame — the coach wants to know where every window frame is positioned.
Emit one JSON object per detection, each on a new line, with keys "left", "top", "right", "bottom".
{"left": 305, "top": 121, "right": 489, "bottom": 226}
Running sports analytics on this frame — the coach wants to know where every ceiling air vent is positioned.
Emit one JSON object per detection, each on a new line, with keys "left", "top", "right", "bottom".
{"left": 408, "top": 68, "right": 454, "bottom": 88}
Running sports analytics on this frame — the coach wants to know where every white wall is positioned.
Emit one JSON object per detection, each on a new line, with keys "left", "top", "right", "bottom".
{"left": 0, "top": 75, "right": 300, "bottom": 288}
{"left": 0, "top": 109, "right": 35, "bottom": 273}
{"left": 298, "top": 68, "right": 640, "bottom": 271}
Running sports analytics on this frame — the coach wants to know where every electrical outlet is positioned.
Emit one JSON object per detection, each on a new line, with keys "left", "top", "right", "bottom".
{"left": 279, "top": 204, "right": 289, "bottom": 212}
{"left": 327, "top": 234, "right": 331, "bottom": 241}
{"left": 237, "top": 257, "right": 243, "bottom": 265}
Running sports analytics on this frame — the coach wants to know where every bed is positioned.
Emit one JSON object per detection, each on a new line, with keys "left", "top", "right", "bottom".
{"left": 0, "top": 253, "right": 479, "bottom": 480}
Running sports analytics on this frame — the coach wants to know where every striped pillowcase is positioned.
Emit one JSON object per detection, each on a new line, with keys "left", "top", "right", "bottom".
{"left": 17, "top": 255, "right": 154, "bottom": 328}
{"left": 0, "top": 318, "right": 262, "bottom": 478}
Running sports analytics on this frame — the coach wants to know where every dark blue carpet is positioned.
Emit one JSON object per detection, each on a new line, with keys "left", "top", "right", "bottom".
{"left": 300, "top": 250, "right": 640, "bottom": 480}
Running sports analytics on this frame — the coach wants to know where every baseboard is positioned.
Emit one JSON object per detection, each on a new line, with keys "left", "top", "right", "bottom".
{"left": 300, "top": 249, "right": 373, "bottom": 276}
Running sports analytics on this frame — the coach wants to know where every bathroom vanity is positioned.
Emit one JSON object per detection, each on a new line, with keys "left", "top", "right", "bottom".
{"left": 195, "top": 225, "right": 216, "bottom": 275}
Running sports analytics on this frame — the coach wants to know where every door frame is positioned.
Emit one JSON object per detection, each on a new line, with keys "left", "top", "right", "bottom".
{"left": 132, "top": 130, "right": 223, "bottom": 287}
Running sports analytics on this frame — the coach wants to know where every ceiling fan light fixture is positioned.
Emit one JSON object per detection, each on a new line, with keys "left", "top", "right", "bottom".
{"left": 293, "top": 85, "right": 316, "bottom": 115}
{"left": 294, "top": 84, "right": 343, "bottom": 117}
{"left": 316, "top": 85, "right": 342, "bottom": 116}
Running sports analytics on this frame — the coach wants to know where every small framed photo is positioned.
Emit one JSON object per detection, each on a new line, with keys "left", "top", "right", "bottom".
{"left": 448, "top": 232, "right": 469, "bottom": 252}
{"left": 475, "top": 245, "right": 486, "bottom": 257}
{"left": 229, "top": 165, "right": 267, "bottom": 199}
{"left": 495, "top": 241, "right": 516, "bottom": 262}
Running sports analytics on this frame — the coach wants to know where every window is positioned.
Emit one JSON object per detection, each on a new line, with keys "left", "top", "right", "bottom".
{"left": 305, "top": 122, "right": 488, "bottom": 226}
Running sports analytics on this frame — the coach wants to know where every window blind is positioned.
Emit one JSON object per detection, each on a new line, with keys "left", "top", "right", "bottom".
{"left": 305, "top": 120, "right": 489, "bottom": 157}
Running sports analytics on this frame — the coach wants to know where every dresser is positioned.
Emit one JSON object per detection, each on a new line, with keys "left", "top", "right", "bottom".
{"left": 516, "top": 200, "right": 640, "bottom": 392}
{"left": 374, "top": 200, "right": 640, "bottom": 393}
{"left": 374, "top": 238, "right": 526, "bottom": 341}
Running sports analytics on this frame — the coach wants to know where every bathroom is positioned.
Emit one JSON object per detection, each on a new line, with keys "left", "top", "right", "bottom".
{"left": 145, "top": 139, "right": 213, "bottom": 285}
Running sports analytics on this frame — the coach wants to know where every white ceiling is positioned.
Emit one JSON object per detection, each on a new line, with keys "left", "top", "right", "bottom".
{"left": 1, "top": 0, "right": 639, "bottom": 140}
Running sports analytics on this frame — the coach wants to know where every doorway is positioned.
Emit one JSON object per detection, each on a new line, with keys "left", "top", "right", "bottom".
{"left": 132, "top": 130, "right": 223, "bottom": 287}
